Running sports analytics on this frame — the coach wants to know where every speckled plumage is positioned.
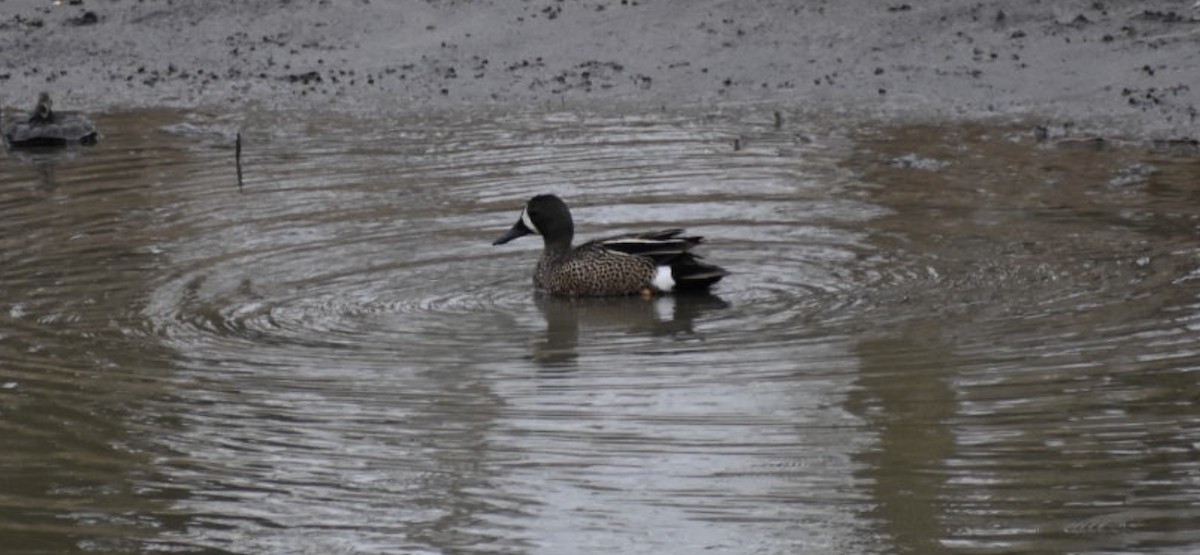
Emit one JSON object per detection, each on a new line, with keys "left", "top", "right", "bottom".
{"left": 493, "top": 195, "right": 728, "bottom": 297}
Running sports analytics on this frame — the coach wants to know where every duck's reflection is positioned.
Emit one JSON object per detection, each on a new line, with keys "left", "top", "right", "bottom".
{"left": 531, "top": 293, "right": 729, "bottom": 370}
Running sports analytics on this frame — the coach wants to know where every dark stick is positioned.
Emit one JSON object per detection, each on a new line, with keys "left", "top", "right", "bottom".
{"left": 235, "top": 131, "right": 243, "bottom": 191}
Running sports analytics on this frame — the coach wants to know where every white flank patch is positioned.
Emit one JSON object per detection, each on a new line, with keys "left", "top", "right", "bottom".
{"left": 652, "top": 265, "right": 675, "bottom": 292}
{"left": 520, "top": 207, "right": 540, "bottom": 235}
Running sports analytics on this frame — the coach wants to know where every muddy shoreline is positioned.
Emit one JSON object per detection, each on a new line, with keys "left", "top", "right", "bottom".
{"left": 2, "top": 0, "right": 1198, "bottom": 139}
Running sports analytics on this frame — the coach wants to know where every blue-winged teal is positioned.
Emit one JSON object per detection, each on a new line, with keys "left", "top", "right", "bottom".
{"left": 3, "top": 92, "right": 98, "bottom": 147}
{"left": 492, "top": 194, "right": 729, "bottom": 297}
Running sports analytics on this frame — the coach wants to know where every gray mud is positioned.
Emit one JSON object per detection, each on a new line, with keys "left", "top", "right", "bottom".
{"left": 2, "top": 0, "right": 1198, "bottom": 138}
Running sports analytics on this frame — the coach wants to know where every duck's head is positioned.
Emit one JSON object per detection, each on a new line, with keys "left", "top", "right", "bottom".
{"left": 492, "top": 194, "right": 574, "bottom": 246}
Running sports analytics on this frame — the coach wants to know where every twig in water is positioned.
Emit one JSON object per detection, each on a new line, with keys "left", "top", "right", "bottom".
{"left": 235, "top": 131, "right": 243, "bottom": 191}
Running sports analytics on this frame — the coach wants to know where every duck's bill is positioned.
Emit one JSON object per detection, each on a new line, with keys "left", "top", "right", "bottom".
{"left": 492, "top": 221, "right": 531, "bottom": 245}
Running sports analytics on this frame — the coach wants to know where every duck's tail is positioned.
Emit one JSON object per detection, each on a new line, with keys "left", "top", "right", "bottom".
{"left": 670, "top": 253, "right": 729, "bottom": 292}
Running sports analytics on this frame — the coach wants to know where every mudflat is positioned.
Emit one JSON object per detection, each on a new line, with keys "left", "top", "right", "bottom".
{"left": 2, "top": 0, "right": 1198, "bottom": 137}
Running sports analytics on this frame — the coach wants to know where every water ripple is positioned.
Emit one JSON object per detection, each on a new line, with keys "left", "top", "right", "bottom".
{"left": 134, "top": 108, "right": 878, "bottom": 372}
{"left": 4, "top": 107, "right": 1199, "bottom": 554}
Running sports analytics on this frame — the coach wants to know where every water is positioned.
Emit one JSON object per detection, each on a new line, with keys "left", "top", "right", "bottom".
{"left": 1, "top": 105, "right": 1198, "bottom": 554}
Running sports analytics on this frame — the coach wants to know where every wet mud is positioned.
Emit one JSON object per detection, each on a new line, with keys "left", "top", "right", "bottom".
{"left": 1, "top": 0, "right": 1198, "bottom": 139}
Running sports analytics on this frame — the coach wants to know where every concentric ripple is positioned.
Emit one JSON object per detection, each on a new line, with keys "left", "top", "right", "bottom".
{"left": 137, "top": 107, "right": 891, "bottom": 372}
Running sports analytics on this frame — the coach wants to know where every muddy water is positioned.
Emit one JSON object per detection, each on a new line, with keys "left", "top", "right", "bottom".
{"left": 0, "top": 106, "right": 1197, "bottom": 554}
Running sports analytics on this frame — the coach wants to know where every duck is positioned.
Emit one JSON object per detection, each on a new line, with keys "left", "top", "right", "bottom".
{"left": 492, "top": 194, "right": 728, "bottom": 297}
{"left": 3, "top": 92, "right": 98, "bottom": 147}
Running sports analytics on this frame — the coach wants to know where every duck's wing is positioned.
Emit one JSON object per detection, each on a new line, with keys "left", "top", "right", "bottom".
{"left": 591, "top": 229, "right": 702, "bottom": 260}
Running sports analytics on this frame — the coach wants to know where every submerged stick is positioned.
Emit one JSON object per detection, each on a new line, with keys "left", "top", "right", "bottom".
{"left": 235, "top": 131, "right": 243, "bottom": 191}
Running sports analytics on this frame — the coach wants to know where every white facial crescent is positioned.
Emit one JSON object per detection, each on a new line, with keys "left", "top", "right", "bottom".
{"left": 520, "top": 207, "right": 541, "bottom": 235}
